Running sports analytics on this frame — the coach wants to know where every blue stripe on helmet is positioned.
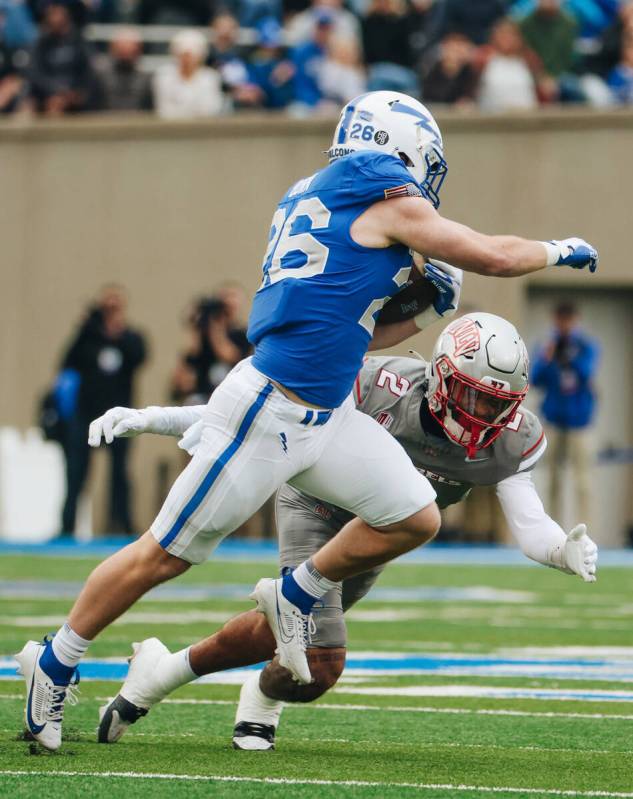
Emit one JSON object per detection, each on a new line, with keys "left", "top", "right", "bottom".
{"left": 337, "top": 104, "right": 355, "bottom": 144}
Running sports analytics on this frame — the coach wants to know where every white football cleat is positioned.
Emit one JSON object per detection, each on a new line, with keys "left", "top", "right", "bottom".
{"left": 250, "top": 578, "right": 313, "bottom": 685}
{"left": 16, "top": 639, "right": 79, "bottom": 752}
{"left": 98, "top": 638, "right": 171, "bottom": 743}
{"left": 232, "top": 672, "right": 283, "bottom": 751}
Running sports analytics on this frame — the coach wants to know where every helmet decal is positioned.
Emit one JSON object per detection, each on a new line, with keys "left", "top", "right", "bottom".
{"left": 388, "top": 100, "right": 442, "bottom": 148}
{"left": 448, "top": 317, "right": 481, "bottom": 358}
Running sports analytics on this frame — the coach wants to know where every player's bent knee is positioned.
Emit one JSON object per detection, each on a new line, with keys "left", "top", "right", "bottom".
{"left": 376, "top": 501, "right": 441, "bottom": 545}
{"left": 420, "top": 502, "right": 442, "bottom": 541}
{"left": 135, "top": 532, "right": 191, "bottom": 581}
{"left": 260, "top": 648, "right": 345, "bottom": 703}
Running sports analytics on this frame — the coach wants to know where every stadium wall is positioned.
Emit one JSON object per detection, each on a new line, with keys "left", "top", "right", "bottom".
{"left": 1, "top": 109, "right": 631, "bottom": 537}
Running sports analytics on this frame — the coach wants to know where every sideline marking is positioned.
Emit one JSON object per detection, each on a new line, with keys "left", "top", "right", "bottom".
{"left": 1, "top": 770, "right": 633, "bottom": 797}
{"left": 4, "top": 656, "right": 633, "bottom": 688}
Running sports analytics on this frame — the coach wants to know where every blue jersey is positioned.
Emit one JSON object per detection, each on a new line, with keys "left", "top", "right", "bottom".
{"left": 248, "top": 151, "right": 420, "bottom": 408}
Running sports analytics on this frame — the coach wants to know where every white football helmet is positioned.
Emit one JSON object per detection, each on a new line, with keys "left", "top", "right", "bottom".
{"left": 427, "top": 312, "right": 529, "bottom": 458}
{"left": 327, "top": 91, "right": 448, "bottom": 208}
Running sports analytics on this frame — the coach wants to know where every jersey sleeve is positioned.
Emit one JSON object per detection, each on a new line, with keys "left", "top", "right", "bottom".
{"left": 495, "top": 471, "right": 568, "bottom": 570}
{"left": 346, "top": 152, "right": 423, "bottom": 204}
{"left": 516, "top": 410, "right": 547, "bottom": 472}
{"left": 354, "top": 355, "right": 424, "bottom": 416}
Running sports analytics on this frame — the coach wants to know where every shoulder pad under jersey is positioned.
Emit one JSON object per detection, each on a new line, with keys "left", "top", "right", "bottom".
{"left": 495, "top": 406, "right": 547, "bottom": 474}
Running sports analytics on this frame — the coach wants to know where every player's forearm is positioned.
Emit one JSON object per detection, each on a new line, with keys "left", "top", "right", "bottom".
{"left": 369, "top": 318, "right": 418, "bottom": 351}
{"left": 495, "top": 473, "right": 570, "bottom": 571}
{"left": 423, "top": 230, "right": 548, "bottom": 277}
{"left": 481, "top": 236, "right": 549, "bottom": 277}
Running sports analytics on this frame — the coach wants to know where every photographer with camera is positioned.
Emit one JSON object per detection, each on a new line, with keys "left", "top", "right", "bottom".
{"left": 59, "top": 285, "right": 147, "bottom": 537}
{"left": 171, "top": 283, "right": 251, "bottom": 406}
{"left": 532, "top": 302, "right": 599, "bottom": 523}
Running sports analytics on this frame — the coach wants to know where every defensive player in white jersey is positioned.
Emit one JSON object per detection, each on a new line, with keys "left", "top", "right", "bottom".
{"left": 17, "top": 91, "right": 598, "bottom": 750}
{"left": 92, "top": 313, "right": 598, "bottom": 749}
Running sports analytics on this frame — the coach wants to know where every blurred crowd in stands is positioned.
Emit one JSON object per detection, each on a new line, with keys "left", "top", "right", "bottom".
{"left": 1, "top": 0, "right": 633, "bottom": 117}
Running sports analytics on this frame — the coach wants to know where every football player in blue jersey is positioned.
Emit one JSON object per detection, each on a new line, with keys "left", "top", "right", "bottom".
{"left": 17, "top": 91, "right": 599, "bottom": 750}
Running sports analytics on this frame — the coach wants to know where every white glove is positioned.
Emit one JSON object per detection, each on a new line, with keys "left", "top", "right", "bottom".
{"left": 414, "top": 258, "right": 463, "bottom": 331}
{"left": 563, "top": 524, "right": 598, "bottom": 582}
{"left": 88, "top": 407, "right": 150, "bottom": 447}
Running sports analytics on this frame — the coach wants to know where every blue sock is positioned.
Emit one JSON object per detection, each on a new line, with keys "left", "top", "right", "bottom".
{"left": 281, "top": 571, "right": 317, "bottom": 615}
{"left": 39, "top": 639, "right": 75, "bottom": 685}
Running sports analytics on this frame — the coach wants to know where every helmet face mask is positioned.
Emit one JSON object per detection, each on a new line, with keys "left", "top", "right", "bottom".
{"left": 427, "top": 314, "right": 530, "bottom": 459}
{"left": 328, "top": 91, "right": 448, "bottom": 209}
{"left": 419, "top": 145, "right": 447, "bottom": 210}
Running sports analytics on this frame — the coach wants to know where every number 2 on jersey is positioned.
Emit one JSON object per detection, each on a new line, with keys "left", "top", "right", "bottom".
{"left": 376, "top": 368, "right": 411, "bottom": 397}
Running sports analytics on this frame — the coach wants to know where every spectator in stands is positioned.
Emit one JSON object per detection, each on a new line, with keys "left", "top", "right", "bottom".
{"left": 586, "top": 0, "right": 633, "bottom": 77}
{"left": 95, "top": 27, "right": 153, "bottom": 111}
{"left": 59, "top": 285, "right": 147, "bottom": 536}
{"left": 422, "top": 31, "right": 478, "bottom": 105}
{"left": 0, "top": 0, "right": 35, "bottom": 49}
{"left": 407, "top": 0, "right": 447, "bottom": 64}
{"left": 531, "top": 302, "right": 599, "bottom": 524}
{"left": 153, "top": 28, "right": 223, "bottom": 119}
{"left": 318, "top": 33, "right": 365, "bottom": 105}
{"left": 607, "top": 30, "right": 633, "bottom": 102}
{"left": 0, "top": 5, "right": 26, "bottom": 112}
{"left": 246, "top": 16, "right": 295, "bottom": 108}
{"left": 207, "top": 12, "right": 261, "bottom": 107}
{"left": 519, "top": 0, "right": 582, "bottom": 101}
{"left": 290, "top": 10, "right": 332, "bottom": 110}
{"left": 25, "top": 1, "right": 97, "bottom": 115}
{"left": 362, "top": 0, "right": 413, "bottom": 67}
{"left": 136, "top": 0, "right": 213, "bottom": 26}
{"left": 444, "top": 0, "right": 507, "bottom": 45}
{"left": 562, "top": 0, "right": 619, "bottom": 39}
{"left": 286, "top": 0, "right": 361, "bottom": 50}
{"left": 475, "top": 18, "right": 544, "bottom": 111}
{"left": 362, "top": 0, "right": 419, "bottom": 95}
{"left": 221, "top": 0, "right": 281, "bottom": 28}
{"left": 170, "top": 283, "right": 251, "bottom": 406}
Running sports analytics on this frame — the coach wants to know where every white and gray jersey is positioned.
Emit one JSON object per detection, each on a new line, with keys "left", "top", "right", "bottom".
{"left": 354, "top": 355, "right": 545, "bottom": 509}
{"left": 282, "top": 355, "right": 545, "bottom": 527}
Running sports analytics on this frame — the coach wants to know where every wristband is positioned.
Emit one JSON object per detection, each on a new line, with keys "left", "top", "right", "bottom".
{"left": 541, "top": 241, "right": 560, "bottom": 267}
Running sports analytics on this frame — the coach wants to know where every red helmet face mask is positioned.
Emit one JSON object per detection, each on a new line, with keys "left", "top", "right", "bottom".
{"left": 430, "top": 356, "right": 528, "bottom": 458}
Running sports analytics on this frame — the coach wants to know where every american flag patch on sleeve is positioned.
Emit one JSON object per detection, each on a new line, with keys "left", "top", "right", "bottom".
{"left": 384, "top": 183, "right": 423, "bottom": 199}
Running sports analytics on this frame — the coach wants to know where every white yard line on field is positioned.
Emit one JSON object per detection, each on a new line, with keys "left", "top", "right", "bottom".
{"left": 3, "top": 692, "right": 633, "bottom": 721}
{"left": 0, "top": 727, "right": 617, "bottom": 756}
{"left": 1, "top": 770, "right": 633, "bottom": 797}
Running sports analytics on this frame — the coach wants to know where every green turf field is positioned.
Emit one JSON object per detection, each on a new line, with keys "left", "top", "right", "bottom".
{"left": 1, "top": 553, "right": 632, "bottom": 798}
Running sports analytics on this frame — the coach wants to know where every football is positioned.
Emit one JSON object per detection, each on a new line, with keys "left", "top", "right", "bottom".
{"left": 376, "top": 265, "right": 437, "bottom": 325}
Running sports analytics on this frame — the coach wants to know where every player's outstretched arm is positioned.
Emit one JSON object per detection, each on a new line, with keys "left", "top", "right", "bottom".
{"left": 357, "top": 196, "right": 598, "bottom": 277}
{"left": 88, "top": 404, "right": 205, "bottom": 447}
{"left": 495, "top": 472, "right": 598, "bottom": 582}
